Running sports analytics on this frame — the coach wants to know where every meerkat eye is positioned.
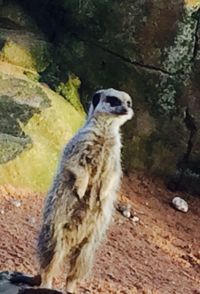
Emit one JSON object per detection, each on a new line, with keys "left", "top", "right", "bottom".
{"left": 92, "top": 93, "right": 101, "bottom": 109}
{"left": 106, "top": 96, "right": 122, "bottom": 107}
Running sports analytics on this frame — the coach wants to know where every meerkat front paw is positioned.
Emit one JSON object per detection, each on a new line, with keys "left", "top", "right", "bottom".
{"left": 74, "top": 172, "right": 89, "bottom": 199}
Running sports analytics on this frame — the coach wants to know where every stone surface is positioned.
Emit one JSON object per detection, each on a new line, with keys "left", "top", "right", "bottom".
{"left": 0, "top": 2, "right": 85, "bottom": 192}
{"left": 0, "top": 1, "right": 51, "bottom": 73}
{"left": 20, "top": 0, "right": 200, "bottom": 187}
{"left": 131, "top": 216, "right": 140, "bottom": 223}
{"left": 0, "top": 67, "right": 85, "bottom": 191}
{"left": 11, "top": 200, "right": 21, "bottom": 208}
{"left": 0, "top": 38, "right": 51, "bottom": 73}
{"left": 122, "top": 209, "right": 131, "bottom": 219}
{"left": 1, "top": 0, "right": 200, "bottom": 192}
{"left": 0, "top": 271, "right": 63, "bottom": 294}
{"left": 172, "top": 196, "right": 189, "bottom": 212}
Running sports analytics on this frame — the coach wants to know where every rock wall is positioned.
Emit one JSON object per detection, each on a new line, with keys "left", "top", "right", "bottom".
{"left": 1, "top": 0, "right": 200, "bottom": 193}
{"left": 0, "top": 67, "right": 85, "bottom": 192}
{"left": 0, "top": 1, "right": 85, "bottom": 191}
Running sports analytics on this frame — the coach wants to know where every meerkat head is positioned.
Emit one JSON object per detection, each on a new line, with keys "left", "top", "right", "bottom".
{"left": 88, "top": 88, "right": 134, "bottom": 126}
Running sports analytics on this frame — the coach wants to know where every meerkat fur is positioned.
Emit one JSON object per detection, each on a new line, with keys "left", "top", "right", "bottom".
{"left": 38, "top": 88, "right": 133, "bottom": 293}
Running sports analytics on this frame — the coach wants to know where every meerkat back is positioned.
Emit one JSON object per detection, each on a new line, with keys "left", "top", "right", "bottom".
{"left": 38, "top": 88, "right": 133, "bottom": 293}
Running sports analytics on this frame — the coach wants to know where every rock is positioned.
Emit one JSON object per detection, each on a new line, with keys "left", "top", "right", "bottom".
{"left": 0, "top": 64, "right": 85, "bottom": 192}
{"left": 116, "top": 201, "right": 140, "bottom": 222}
{"left": 0, "top": 2, "right": 52, "bottom": 73}
{"left": 0, "top": 39, "right": 51, "bottom": 73}
{"left": 11, "top": 200, "right": 21, "bottom": 208}
{"left": 131, "top": 216, "right": 140, "bottom": 223}
{"left": 19, "top": 0, "right": 200, "bottom": 188}
{"left": 172, "top": 197, "right": 189, "bottom": 213}
{"left": 28, "top": 217, "right": 36, "bottom": 225}
{"left": 115, "top": 218, "right": 123, "bottom": 225}
{"left": 122, "top": 209, "right": 131, "bottom": 219}
{"left": 1, "top": 0, "right": 200, "bottom": 191}
{"left": 56, "top": 74, "right": 85, "bottom": 113}
{"left": 0, "top": 2, "right": 85, "bottom": 193}
{"left": 0, "top": 271, "right": 63, "bottom": 294}
{"left": 116, "top": 201, "right": 133, "bottom": 219}
{"left": 0, "top": 209, "right": 5, "bottom": 214}
{"left": 21, "top": 289, "right": 63, "bottom": 293}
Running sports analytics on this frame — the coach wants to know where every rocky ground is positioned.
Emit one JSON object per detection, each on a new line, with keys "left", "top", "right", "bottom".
{"left": 0, "top": 174, "right": 199, "bottom": 294}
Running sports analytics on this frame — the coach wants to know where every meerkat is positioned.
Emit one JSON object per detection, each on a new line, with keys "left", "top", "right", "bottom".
{"left": 37, "top": 88, "right": 133, "bottom": 293}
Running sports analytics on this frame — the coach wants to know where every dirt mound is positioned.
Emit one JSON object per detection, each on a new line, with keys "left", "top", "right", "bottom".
{"left": 0, "top": 175, "right": 199, "bottom": 293}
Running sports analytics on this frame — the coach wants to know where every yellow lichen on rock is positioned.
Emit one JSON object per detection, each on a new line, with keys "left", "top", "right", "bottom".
{"left": 0, "top": 92, "right": 85, "bottom": 191}
{"left": 0, "top": 41, "right": 36, "bottom": 70}
{"left": 0, "top": 1, "right": 85, "bottom": 192}
{"left": 184, "top": 0, "right": 200, "bottom": 8}
{"left": 0, "top": 38, "right": 51, "bottom": 73}
{"left": 0, "top": 78, "right": 85, "bottom": 192}
{"left": 0, "top": 60, "right": 39, "bottom": 81}
{"left": 56, "top": 74, "right": 85, "bottom": 113}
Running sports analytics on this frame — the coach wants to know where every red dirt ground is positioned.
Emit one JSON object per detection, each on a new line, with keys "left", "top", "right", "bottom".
{"left": 0, "top": 174, "right": 199, "bottom": 294}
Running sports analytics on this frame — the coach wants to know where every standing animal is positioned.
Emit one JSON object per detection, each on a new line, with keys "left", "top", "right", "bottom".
{"left": 37, "top": 88, "right": 133, "bottom": 293}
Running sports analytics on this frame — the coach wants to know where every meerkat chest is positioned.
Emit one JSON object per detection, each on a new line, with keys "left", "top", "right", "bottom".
{"left": 90, "top": 142, "right": 121, "bottom": 233}
{"left": 90, "top": 137, "right": 120, "bottom": 177}
{"left": 87, "top": 135, "right": 121, "bottom": 206}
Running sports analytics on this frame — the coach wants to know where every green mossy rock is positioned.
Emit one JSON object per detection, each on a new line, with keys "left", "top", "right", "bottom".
{"left": 0, "top": 38, "right": 51, "bottom": 73}
{"left": 0, "top": 68, "right": 85, "bottom": 192}
{"left": 56, "top": 74, "right": 85, "bottom": 113}
{"left": 34, "top": 0, "right": 199, "bottom": 188}
{"left": 0, "top": 2, "right": 85, "bottom": 191}
{"left": 1, "top": 0, "right": 200, "bottom": 193}
{"left": 0, "top": 2, "right": 51, "bottom": 73}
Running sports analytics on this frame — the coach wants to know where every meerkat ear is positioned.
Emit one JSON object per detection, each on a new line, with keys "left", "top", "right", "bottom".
{"left": 92, "top": 92, "right": 101, "bottom": 109}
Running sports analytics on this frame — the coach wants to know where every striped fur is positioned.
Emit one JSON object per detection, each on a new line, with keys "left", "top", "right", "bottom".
{"left": 38, "top": 88, "right": 133, "bottom": 293}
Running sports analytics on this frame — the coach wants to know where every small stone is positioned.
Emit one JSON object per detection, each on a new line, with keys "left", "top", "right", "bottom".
{"left": 0, "top": 209, "right": 5, "bottom": 214}
{"left": 122, "top": 209, "right": 131, "bottom": 218}
{"left": 116, "top": 219, "right": 123, "bottom": 225}
{"left": 28, "top": 217, "right": 36, "bottom": 225}
{"left": 131, "top": 216, "right": 140, "bottom": 223}
{"left": 172, "top": 197, "right": 188, "bottom": 213}
{"left": 11, "top": 200, "right": 21, "bottom": 208}
{"left": 116, "top": 201, "right": 133, "bottom": 218}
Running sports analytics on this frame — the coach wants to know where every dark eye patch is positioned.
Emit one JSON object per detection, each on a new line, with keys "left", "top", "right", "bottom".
{"left": 106, "top": 96, "right": 122, "bottom": 107}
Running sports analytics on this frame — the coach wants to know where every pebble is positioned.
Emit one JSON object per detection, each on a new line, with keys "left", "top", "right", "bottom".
{"left": 122, "top": 209, "right": 131, "bottom": 218}
{"left": 116, "top": 202, "right": 141, "bottom": 224}
{"left": 116, "top": 202, "right": 133, "bottom": 218}
{"left": 11, "top": 200, "right": 22, "bottom": 208}
{"left": 131, "top": 216, "right": 140, "bottom": 223}
{"left": 172, "top": 197, "right": 188, "bottom": 213}
{"left": 0, "top": 209, "right": 5, "bottom": 214}
{"left": 116, "top": 218, "right": 123, "bottom": 225}
{"left": 28, "top": 217, "right": 36, "bottom": 225}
